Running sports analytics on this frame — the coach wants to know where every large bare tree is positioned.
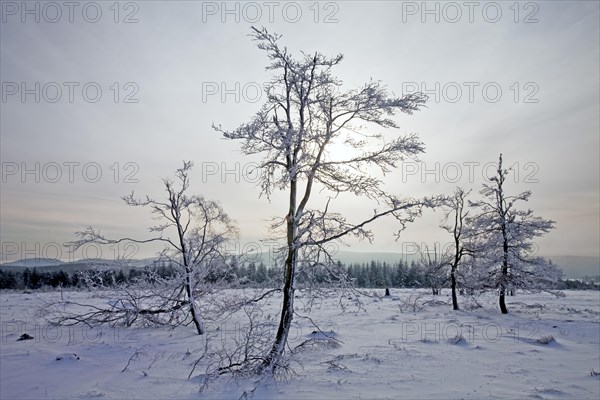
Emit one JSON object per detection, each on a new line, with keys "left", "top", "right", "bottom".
{"left": 215, "top": 27, "right": 439, "bottom": 372}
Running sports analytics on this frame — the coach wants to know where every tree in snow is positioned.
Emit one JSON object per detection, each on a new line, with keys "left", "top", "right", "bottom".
{"left": 440, "top": 187, "right": 473, "bottom": 310}
{"left": 56, "top": 162, "right": 238, "bottom": 334}
{"left": 467, "top": 154, "right": 561, "bottom": 314}
{"left": 214, "top": 27, "right": 440, "bottom": 372}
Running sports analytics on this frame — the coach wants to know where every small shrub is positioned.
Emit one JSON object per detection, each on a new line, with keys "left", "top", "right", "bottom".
{"left": 535, "top": 335, "right": 555, "bottom": 345}
{"left": 16, "top": 333, "right": 33, "bottom": 341}
{"left": 447, "top": 334, "right": 467, "bottom": 345}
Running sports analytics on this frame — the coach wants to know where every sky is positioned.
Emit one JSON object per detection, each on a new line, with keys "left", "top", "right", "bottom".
{"left": 1, "top": 0, "right": 599, "bottom": 263}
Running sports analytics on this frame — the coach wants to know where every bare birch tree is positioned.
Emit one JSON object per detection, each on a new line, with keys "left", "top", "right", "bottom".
{"left": 62, "top": 161, "right": 238, "bottom": 334}
{"left": 468, "top": 154, "right": 560, "bottom": 314}
{"left": 440, "top": 187, "right": 472, "bottom": 310}
{"left": 214, "top": 27, "right": 439, "bottom": 372}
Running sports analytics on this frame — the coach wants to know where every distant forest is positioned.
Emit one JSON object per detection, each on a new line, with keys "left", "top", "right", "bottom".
{"left": 1, "top": 260, "right": 598, "bottom": 291}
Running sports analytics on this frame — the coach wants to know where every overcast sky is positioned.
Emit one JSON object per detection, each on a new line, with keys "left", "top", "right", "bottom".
{"left": 1, "top": 1, "right": 598, "bottom": 263}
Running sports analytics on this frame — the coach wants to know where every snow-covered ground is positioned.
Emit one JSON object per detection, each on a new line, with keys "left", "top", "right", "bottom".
{"left": 1, "top": 289, "right": 599, "bottom": 399}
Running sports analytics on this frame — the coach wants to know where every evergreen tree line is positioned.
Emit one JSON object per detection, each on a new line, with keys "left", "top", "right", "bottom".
{"left": 1, "top": 260, "right": 597, "bottom": 291}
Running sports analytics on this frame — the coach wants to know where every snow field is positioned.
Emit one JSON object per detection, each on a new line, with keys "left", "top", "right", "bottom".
{"left": 1, "top": 289, "right": 598, "bottom": 399}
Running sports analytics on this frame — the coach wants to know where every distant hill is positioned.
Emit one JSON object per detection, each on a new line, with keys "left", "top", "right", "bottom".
{"left": 0, "top": 258, "right": 157, "bottom": 273}
{"left": 1, "top": 254, "right": 598, "bottom": 280}
{"left": 1, "top": 258, "right": 65, "bottom": 268}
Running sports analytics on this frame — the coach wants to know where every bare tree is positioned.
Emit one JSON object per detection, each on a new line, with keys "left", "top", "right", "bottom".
{"left": 214, "top": 27, "right": 439, "bottom": 372}
{"left": 440, "top": 187, "right": 472, "bottom": 310}
{"left": 63, "top": 161, "right": 238, "bottom": 334}
{"left": 468, "top": 154, "right": 560, "bottom": 314}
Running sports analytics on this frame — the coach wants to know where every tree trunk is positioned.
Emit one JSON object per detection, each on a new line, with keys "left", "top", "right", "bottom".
{"left": 185, "top": 268, "right": 205, "bottom": 335}
{"left": 499, "top": 287, "right": 508, "bottom": 314}
{"left": 263, "top": 176, "right": 298, "bottom": 371}
{"left": 499, "top": 257, "right": 509, "bottom": 314}
{"left": 451, "top": 268, "right": 459, "bottom": 311}
{"left": 171, "top": 198, "right": 206, "bottom": 336}
{"left": 263, "top": 242, "right": 295, "bottom": 370}
{"left": 500, "top": 218, "right": 509, "bottom": 314}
